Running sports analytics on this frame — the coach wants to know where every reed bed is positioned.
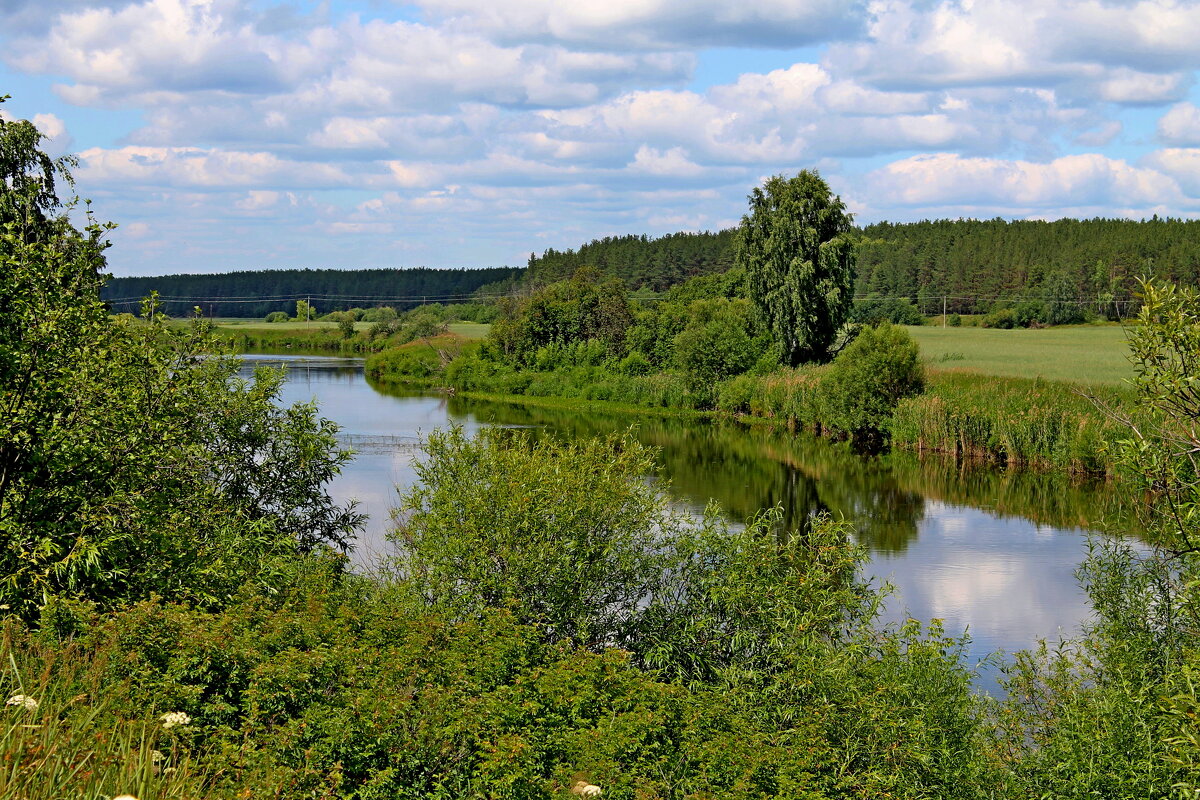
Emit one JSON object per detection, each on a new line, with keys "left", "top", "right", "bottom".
{"left": 891, "top": 372, "right": 1128, "bottom": 474}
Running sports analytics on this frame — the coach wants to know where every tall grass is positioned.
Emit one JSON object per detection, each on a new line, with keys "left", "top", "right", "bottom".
{"left": 0, "top": 630, "right": 206, "bottom": 800}
{"left": 892, "top": 373, "right": 1130, "bottom": 474}
{"left": 715, "top": 369, "right": 1130, "bottom": 474}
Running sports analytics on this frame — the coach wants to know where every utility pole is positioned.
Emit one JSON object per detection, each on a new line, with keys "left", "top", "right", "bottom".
{"left": 943, "top": 295, "right": 947, "bottom": 328}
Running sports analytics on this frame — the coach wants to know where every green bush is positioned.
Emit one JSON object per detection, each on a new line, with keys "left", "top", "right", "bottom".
{"left": 982, "top": 307, "right": 1017, "bottom": 328}
{"left": 264, "top": 311, "right": 288, "bottom": 323}
{"left": 617, "top": 349, "right": 651, "bottom": 376}
{"left": 853, "top": 296, "right": 925, "bottom": 326}
{"left": 816, "top": 323, "right": 924, "bottom": 445}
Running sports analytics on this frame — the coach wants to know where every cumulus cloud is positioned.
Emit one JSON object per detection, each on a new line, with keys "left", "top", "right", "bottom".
{"left": 1143, "top": 148, "right": 1200, "bottom": 197}
{"left": 865, "top": 152, "right": 1189, "bottom": 212}
{"left": 4, "top": 0, "right": 1198, "bottom": 274}
{"left": 1159, "top": 103, "right": 1200, "bottom": 146}
{"left": 417, "top": 0, "right": 868, "bottom": 50}
{"left": 826, "top": 0, "right": 1199, "bottom": 102}
{"left": 77, "top": 145, "right": 352, "bottom": 188}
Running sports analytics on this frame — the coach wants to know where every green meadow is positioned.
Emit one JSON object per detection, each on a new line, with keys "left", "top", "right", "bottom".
{"left": 907, "top": 324, "right": 1135, "bottom": 386}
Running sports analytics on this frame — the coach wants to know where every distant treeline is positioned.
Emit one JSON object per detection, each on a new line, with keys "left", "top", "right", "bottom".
{"left": 104, "top": 218, "right": 1200, "bottom": 318}
{"left": 530, "top": 218, "right": 1200, "bottom": 311}
{"left": 857, "top": 217, "right": 1200, "bottom": 314}
{"left": 102, "top": 267, "right": 521, "bottom": 318}
{"left": 526, "top": 230, "right": 737, "bottom": 289}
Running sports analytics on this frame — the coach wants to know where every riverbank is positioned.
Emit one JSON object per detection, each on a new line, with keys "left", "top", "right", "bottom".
{"left": 363, "top": 335, "right": 1130, "bottom": 476}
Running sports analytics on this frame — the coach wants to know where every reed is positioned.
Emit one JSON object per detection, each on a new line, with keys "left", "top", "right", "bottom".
{"left": 890, "top": 372, "right": 1130, "bottom": 474}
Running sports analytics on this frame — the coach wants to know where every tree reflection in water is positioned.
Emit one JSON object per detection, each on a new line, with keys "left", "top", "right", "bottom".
{"left": 429, "top": 393, "right": 1137, "bottom": 554}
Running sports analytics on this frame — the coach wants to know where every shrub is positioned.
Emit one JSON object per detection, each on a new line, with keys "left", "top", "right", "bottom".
{"left": 853, "top": 296, "right": 926, "bottom": 326}
{"left": 361, "top": 306, "right": 397, "bottom": 323}
{"left": 817, "top": 322, "right": 925, "bottom": 445}
{"left": 391, "top": 428, "right": 678, "bottom": 650}
{"left": 264, "top": 311, "right": 289, "bottom": 323}
{"left": 617, "top": 349, "right": 651, "bottom": 376}
{"left": 982, "top": 307, "right": 1017, "bottom": 329}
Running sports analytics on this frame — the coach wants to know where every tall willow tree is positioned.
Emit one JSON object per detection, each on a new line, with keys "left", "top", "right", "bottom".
{"left": 735, "top": 171, "right": 856, "bottom": 365}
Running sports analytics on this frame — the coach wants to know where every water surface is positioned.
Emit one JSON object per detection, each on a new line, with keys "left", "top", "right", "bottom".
{"left": 247, "top": 354, "right": 1132, "bottom": 688}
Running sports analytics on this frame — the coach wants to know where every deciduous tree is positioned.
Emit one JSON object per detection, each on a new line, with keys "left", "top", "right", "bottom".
{"left": 736, "top": 170, "right": 856, "bottom": 365}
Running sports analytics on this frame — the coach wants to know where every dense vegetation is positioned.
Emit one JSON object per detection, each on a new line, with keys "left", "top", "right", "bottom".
{"left": 7, "top": 106, "right": 1200, "bottom": 799}
{"left": 525, "top": 230, "right": 736, "bottom": 289}
{"left": 102, "top": 267, "right": 520, "bottom": 318}
{"left": 858, "top": 217, "right": 1200, "bottom": 315}
{"left": 530, "top": 217, "right": 1200, "bottom": 315}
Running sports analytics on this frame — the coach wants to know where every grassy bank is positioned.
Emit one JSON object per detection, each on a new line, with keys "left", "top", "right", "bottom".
{"left": 214, "top": 320, "right": 490, "bottom": 355}
{"left": 368, "top": 327, "right": 1133, "bottom": 475}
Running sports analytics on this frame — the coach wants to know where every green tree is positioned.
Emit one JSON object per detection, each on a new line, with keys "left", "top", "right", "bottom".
{"left": 0, "top": 106, "right": 362, "bottom": 620}
{"left": 735, "top": 171, "right": 856, "bottom": 365}
{"left": 672, "top": 298, "right": 765, "bottom": 393}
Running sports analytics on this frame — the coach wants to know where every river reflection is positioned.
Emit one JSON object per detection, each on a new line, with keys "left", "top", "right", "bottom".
{"left": 248, "top": 354, "right": 1138, "bottom": 689}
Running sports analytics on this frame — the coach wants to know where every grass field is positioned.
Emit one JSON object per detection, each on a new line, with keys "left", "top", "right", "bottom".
{"left": 906, "top": 324, "right": 1135, "bottom": 386}
{"left": 203, "top": 319, "right": 491, "bottom": 338}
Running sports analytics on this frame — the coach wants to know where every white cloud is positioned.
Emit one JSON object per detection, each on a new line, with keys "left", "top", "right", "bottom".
{"left": 4, "top": 0, "right": 1197, "bottom": 275}
{"left": 827, "top": 0, "right": 1200, "bottom": 103}
{"left": 1159, "top": 103, "right": 1200, "bottom": 146}
{"left": 1074, "top": 120, "right": 1122, "bottom": 147}
{"left": 629, "top": 145, "right": 704, "bottom": 177}
{"left": 1143, "top": 148, "right": 1200, "bottom": 197}
{"left": 77, "top": 145, "right": 351, "bottom": 188}
{"left": 417, "top": 0, "right": 867, "bottom": 49}
{"left": 1091, "top": 68, "right": 1190, "bottom": 105}
{"left": 866, "top": 152, "right": 1188, "bottom": 210}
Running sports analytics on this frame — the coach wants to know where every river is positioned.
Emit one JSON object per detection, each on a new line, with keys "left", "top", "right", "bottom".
{"left": 248, "top": 353, "right": 1132, "bottom": 690}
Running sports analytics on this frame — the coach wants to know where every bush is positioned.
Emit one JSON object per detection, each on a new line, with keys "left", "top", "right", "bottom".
{"left": 361, "top": 306, "right": 397, "bottom": 323}
{"left": 617, "top": 349, "right": 651, "bottom": 376}
{"left": 817, "top": 322, "right": 925, "bottom": 445}
{"left": 982, "top": 307, "right": 1017, "bottom": 328}
{"left": 391, "top": 428, "right": 678, "bottom": 650}
{"left": 853, "top": 296, "right": 926, "bottom": 326}
{"left": 264, "top": 311, "right": 288, "bottom": 323}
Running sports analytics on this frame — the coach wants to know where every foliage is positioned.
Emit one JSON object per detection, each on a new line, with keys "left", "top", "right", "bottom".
{"left": 526, "top": 230, "right": 736, "bottom": 290}
{"left": 818, "top": 323, "right": 924, "bottom": 445}
{"left": 852, "top": 295, "right": 925, "bottom": 326}
{"left": 488, "top": 268, "right": 632, "bottom": 365}
{"left": 365, "top": 333, "right": 478, "bottom": 386}
{"left": 0, "top": 112, "right": 361, "bottom": 621}
{"left": 857, "top": 217, "right": 1200, "bottom": 316}
{"left": 671, "top": 298, "right": 767, "bottom": 395}
{"left": 264, "top": 310, "right": 288, "bottom": 322}
{"left": 735, "top": 171, "right": 856, "bottom": 366}
{"left": 102, "top": 267, "right": 518, "bottom": 318}
{"left": 982, "top": 278, "right": 1200, "bottom": 796}
{"left": 392, "top": 428, "right": 679, "bottom": 650}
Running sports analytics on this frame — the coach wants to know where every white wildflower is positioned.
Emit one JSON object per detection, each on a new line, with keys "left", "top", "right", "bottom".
{"left": 151, "top": 749, "right": 165, "bottom": 763}
{"left": 159, "top": 711, "right": 191, "bottom": 729}
{"left": 113, "top": 795, "right": 139, "bottom": 800}
{"left": 5, "top": 694, "right": 37, "bottom": 711}
{"left": 571, "top": 781, "right": 602, "bottom": 797}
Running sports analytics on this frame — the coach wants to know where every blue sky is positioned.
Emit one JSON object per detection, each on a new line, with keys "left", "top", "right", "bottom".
{"left": 3, "top": 0, "right": 1200, "bottom": 276}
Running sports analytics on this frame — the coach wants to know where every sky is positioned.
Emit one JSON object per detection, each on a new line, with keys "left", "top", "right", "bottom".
{"left": 3, "top": 0, "right": 1200, "bottom": 276}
